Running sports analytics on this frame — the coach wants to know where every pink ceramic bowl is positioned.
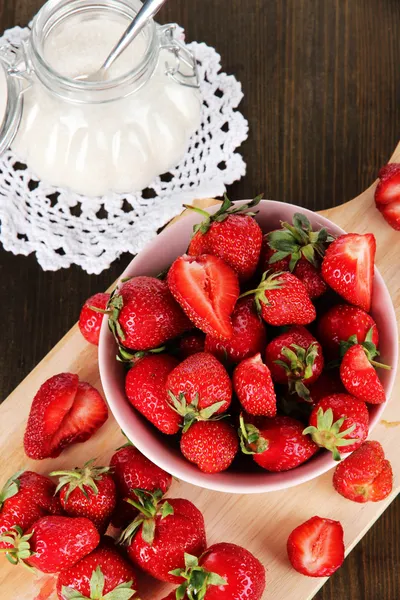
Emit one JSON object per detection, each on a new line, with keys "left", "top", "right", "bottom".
{"left": 99, "top": 200, "right": 398, "bottom": 494}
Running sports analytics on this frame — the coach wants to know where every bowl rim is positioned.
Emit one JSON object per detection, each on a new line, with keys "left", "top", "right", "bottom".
{"left": 99, "top": 199, "right": 399, "bottom": 494}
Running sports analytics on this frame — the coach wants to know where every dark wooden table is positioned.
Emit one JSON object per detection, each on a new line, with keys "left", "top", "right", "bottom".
{"left": 0, "top": 1, "right": 399, "bottom": 598}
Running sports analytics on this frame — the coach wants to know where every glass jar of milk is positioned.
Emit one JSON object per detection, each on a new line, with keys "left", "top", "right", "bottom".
{"left": 0, "top": 0, "right": 201, "bottom": 196}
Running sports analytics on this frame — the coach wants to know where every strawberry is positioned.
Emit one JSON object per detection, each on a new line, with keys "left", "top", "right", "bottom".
{"left": 24, "top": 374, "right": 108, "bottom": 460}
{"left": 233, "top": 353, "right": 276, "bottom": 416}
{"left": 50, "top": 460, "right": 116, "bottom": 534}
{"left": 333, "top": 441, "right": 393, "bottom": 503}
{"left": 166, "top": 352, "right": 232, "bottom": 429}
{"left": 241, "top": 271, "right": 316, "bottom": 326}
{"left": 204, "top": 297, "right": 267, "bottom": 365}
{"left": 304, "top": 394, "right": 369, "bottom": 460}
{"left": 170, "top": 543, "right": 266, "bottom": 600}
{"left": 187, "top": 195, "right": 263, "bottom": 281}
{"left": 374, "top": 163, "right": 400, "bottom": 230}
{"left": 291, "top": 257, "right": 328, "bottom": 299}
{"left": 340, "top": 344, "right": 389, "bottom": 404}
{"left": 0, "top": 516, "right": 99, "bottom": 573}
{"left": 317, "top": 304, "right": 379, "bottom": 359}
{"left": 239, "top": 414, "right": 318, "bottom": 471}
{"left": 119, "top": 490, "right": 206, "bottom": 583}
{"left": 78, "top": 293, "right": 110, "bottom": 346}
{"left": 294, "top": 370, "right": 345, "bottom": 406}
{"left": 0, "top": 471, "right": 62, "bottom": 549}
{"left": 178, "top": 331, "right": 205, "bottom": 358}
{"left": 321, "top": 233, "right": 376, "bottom": 312}
{"left": 110, "top": 443, "right": 172, "bottom": 528}
{"left": 107, "top": 276, "right": 191, "bottom": 351}
{"left": 265, "top": 326, "right": 324, "bottom": 401}
{"left": 180, "top": 420, "right": 238, "bottom": 473}
{"left": 125, "top": 354, "right": 181, "bottom": 434}
{"left": 56, "top": 536, "right": 138, "bottom": 600}
{"left": 287, "top": 516, "right": 345, "bottom": 577}
{"left": 167, "top": 254, "right": 240, "bottom": 340}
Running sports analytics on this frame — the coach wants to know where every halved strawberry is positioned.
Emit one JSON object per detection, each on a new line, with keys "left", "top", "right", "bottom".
{"left": 167, "top": 254, "right": 240, "bottom": 340}
{"left": 377, "top": 199, "right": 400, "bottom": 231}
{"left": 321, "top": 233, "right": 376, "bottom": 312}
{"left": 287, "top": 515, "right": 345, "bottom": 577}
{"left": 374, "top": 163, "right": 400, "bottom": 205}
{"left": 24, "top": 374, "right": 108, "bottom": 460}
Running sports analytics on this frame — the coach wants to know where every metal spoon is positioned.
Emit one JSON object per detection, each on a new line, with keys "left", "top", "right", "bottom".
{"left": 75, "top": 0, "right": 168, "bottom": 82}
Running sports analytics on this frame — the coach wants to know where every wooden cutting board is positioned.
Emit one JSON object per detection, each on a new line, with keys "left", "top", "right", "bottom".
{"left": 0, "top": 143, "right": 399, "bottom": 600}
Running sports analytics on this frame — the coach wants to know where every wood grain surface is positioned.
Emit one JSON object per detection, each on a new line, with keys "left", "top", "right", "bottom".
{"left": 0, "top": 1, "right": 399, "bottom": 598}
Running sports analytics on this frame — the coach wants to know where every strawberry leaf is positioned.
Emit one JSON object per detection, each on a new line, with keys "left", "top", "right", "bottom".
{"left": 0, "top": 470, "right": 24, "bottom": 508}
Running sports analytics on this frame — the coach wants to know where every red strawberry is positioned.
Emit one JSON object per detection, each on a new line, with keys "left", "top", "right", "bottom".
{"left": 321, "top": 233, "right": 376, "bottom": 312}
{"left": 167, "top": 254, "right": 240, "bottom": 340}
{"left": 291, "top": 257, "right": 328, "bottom": 299}
{"left": 187, "top": 195, "right": 263, "bottom": 281}
{"left": 119, "top": 490, "right": 206, "bottom": 583}
{"left": 0, "top": 471, "right": 62, "bottom": 549}
{"left": 340, "top": 344, "right": 388, "bottom": 404}
{"left": 24, "top": 374, "right": 108, "bottom": 460}
{"left": 50, "top": 460, "right": 116, "bottom": 534}
{"left": 304, "top": 394, "right": 369, "bottom": 459}
{"left": 287, "top": 516, "right": 345, "bottom": 577}
{"left": 178, "top": 331, "right": 205, "bottom": 358}
{"left": 107, "top": 276, "right": 191, "bottom": 351}
{"left": 78, "top": 292, "right": 110, "bottom": 346}
{"left": 374, "top": 164, "right": 400, "bottom": 230}
{"left": 180, "top": 420, "right": 238, "bottom": 473}
{"left": 205, "top": 297, "right": 267, "bottom": 365}
{"left": 294, "top": 370, "right": 345, "bottom": 406}
{"left": 241, "top": 271, "right": 316, "bottom": 326}
{"left": 170, "top": 542, "right": 266, "bottom": 600}
{"left": 333, "top": 441, "right": 393, "bottom": 503}
{"left": 110, "top": 443, "right": 172, "bottom": 528}
{"left": 57, "top": 537, "right": 138, "bottom": 600}
{"left": 265, "top": 326, "right": 324, "bottom": 401}
{"left": 125, "top": 354, "right": 181, "bottom": 434}
{"left": 239, "top": 414, "right": 318, "bottom": 471}
{"left": 233, "top": 353, "right": 276, "bottom": 416}
{"left": 166, "top": 352, "right": 232, "bottom": 427}
{"left": 317, "top": 304, "right": 379, "bottom": 359}
{"left": 1, "top": 516, "right": 99, "bottom": 573}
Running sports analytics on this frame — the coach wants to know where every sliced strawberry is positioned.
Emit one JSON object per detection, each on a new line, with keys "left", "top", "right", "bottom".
{"left": 321, "top": 233, "right": 376, "bottom": 312}
{"left": 287, "top": 515, "right": 345, "bottom": 577}
{"left": 378, "top": 198, "right": 400, "bottom": 231}
{"left": 374, "top": 163, "right": 400, "bottom": 205}
{"left": 339, "top": 345, "right": 387, "bottom": 404}
{"left": 167, "top": 254, "right": 239, "bottom": 340}
{"left": 42, "top": 374, "right": 79, "bottom": 437}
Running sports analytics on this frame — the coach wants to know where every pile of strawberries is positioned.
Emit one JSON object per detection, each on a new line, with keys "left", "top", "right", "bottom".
{"left": 84, "top": 196, "right": 392, "bottom": 475}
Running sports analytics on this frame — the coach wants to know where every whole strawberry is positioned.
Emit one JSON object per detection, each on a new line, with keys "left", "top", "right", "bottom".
{"left": 57, "top": 536, "right": 138, "bottom": 600}
{"left": 233, "top": 353, "right": 276, "bottom": 416}
{"left": 78, "top": 292, "right": 110, "bottom": 346}
{"left": 167, "top": 254, "right": 240, "bottom": 340}
{"left": 333, "top": 441, "right": 393, "bottom": 503}
{"left": 178, "top": 331, "right": 205, "bottom": 359}
{"left": 340, "top": 344, "right": 389, "bottom": 404}
{"left": 107, "top": 276, "right": 191, "bottom": 351}
{"left": 287, "top": 516, "right": 345, "bottom": 577}
{"left": 321, "top": 233, "right": 376, "bottom": 312}
{"left": 205, "top": 297, "right": 267, "bottom": 365}
{"left": 119, "top": 490, "right": 206, "bottom": 583}
{"left": 0, "top": 471, "right": 62, "bottom": 549}
{"left": 374, "top": 163, "right": 400, "bottom": 230}
{"left": 317, "top": 304, "right": 379, "bottom": 359}
{"left": 180, "top": 420, "right": 239, "bottom": 473}
{"left": 166, "top": 352, "right": 232, "bottom": 428}
{"left": 24, "top": 373, "right": 108, "bottom": 460}
{"left": 169, "top": 543, "right": 266, "bottom": 600}
{"left": 241, "top": 271, "right": 316, "bottom": 326}
{"left": 187, "top": 195, "right": 263, "bottom": 281}
{"left": 304, "top": 394, "right": 369, "bottom": 459}
{"left": 125, "top": 354, "right": 181, "bottom": 434}
{"left": 110, "top": 443, "right": 172, "bottom": 528}
{"left": 50, "top": 460, "right": 116, "bottom": 533}
{"left": 239, "top": 414, "right": 318, "bottom": 471}
{"left": 0, "top": 516, "right": 99, "bottom": 573}
{"left": 261, "top": 212, "right": 333, "bottom": 298}
{"left": 265, "top": 326, "right": 324, "bottom": 401}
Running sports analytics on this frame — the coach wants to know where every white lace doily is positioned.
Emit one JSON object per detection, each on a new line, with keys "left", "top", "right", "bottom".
{"left": 0, "top": 25, "right": 248, "bottom": 274}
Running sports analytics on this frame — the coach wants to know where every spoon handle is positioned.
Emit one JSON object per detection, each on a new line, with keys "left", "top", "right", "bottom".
{"left": 101, "top": 0, "right": 168, "bottom": 72}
